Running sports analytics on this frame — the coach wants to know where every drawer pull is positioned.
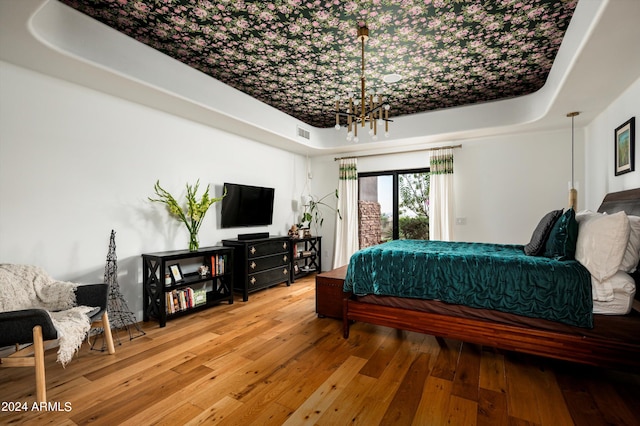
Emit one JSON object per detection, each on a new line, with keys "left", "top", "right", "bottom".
{"left": 283, "top": 268, "right": 289, "bottom": 275}
{"left": 250, "top": 276, "right": 256, "bottom": 285}
{"left": 250, "top": 261, "right": 256, "bottom": 270}
{"left": 282, "top": 242, "right": 288, "bottom": 250}
{"left": 250, "top": 246, "right": 256, "bottom": 255}
{"left": 283, "top": 255, "right": 288, "bottom": 262}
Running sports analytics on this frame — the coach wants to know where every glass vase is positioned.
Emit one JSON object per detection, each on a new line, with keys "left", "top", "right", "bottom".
{"left": 189, "top": 232, "right": 199, "bottom": 252}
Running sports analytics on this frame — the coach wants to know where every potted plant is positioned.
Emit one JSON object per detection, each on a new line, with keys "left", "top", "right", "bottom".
{"left": 149, "top": 180, "right": 225, "bottom": 251}
{"left": 299, "top": 190, "right": 341, "bottom": 236}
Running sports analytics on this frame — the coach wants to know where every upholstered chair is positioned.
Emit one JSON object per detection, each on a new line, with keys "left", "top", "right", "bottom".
{"left": 0, "top": 282, "right": 115, "bottom": 403}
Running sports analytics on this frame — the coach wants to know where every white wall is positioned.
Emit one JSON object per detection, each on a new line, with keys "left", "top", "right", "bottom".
{"left": 306, "top": 156, "right": 340, "bottom": 269}
{"left": 584, "top": 76, "right": 640, "bottom": 209}
{"left": 313, "top": 127, "right": 580, "bottom": 257}
{"left": 0, "top": 61, "right": 308, "bottom": 319}
{"left": 453, "top": 129, "right": 583, "bottom": 243}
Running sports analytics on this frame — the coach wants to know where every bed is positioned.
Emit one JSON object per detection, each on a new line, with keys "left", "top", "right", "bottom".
{"left": 342, "top": 188, "right": 640, "bottom": 371}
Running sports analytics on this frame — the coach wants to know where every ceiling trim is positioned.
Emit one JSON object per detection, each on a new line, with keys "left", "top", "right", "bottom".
{"left": 3, "top": 0, "right": 639, "bottom": 157}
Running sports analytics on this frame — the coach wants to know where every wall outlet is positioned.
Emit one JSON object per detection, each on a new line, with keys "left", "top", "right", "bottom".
{"left": 455, "top": 217, "right": 467, "bottom": 225}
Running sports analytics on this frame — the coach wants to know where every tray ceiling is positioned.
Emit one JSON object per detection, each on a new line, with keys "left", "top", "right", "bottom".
{"left": 59, "top": 0, "right": 577, "bottom": 129}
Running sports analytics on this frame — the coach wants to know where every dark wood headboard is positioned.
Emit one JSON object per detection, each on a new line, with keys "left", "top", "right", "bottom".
{"left": 597, "top": 188, "right": 640, "bottom": 216}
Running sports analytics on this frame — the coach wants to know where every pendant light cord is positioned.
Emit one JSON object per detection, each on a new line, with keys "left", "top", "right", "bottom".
{"left": 567, "top": 111, "right": 579, "bottom": 189}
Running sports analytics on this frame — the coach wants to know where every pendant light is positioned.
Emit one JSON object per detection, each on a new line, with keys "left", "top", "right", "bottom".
{"left": 567, "top": 111, "right": 580, "bottom": 210}
{"left": 334, "top": 23, "right": 393, "bottom": 142}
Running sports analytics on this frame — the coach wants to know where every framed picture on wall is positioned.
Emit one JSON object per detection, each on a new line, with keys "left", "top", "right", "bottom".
{"left": 614, "top": 117, "right": 635, "bottom": 176}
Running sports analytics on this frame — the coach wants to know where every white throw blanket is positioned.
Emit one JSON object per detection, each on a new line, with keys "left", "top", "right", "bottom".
{"left": 0, "top": 264, "right": 95, "bottom": 366}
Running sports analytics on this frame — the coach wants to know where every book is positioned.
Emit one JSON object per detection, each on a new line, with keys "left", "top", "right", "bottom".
{"left": 165, "top": 292, "right": 173, "bottom": 314}
{"left": 211, "top": 255, "right": 217, "bottom": 276}
{"left": 179, "top": 291, "right": 187, "bottom": 311}
{"left": 211, "top": 253, "right": 227, "bottom": 276}
{"left": 194, "top": 288, "right": 207, "bottom": 306}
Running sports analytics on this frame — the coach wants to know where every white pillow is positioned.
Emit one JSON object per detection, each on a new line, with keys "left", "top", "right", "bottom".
{"left": 619, "top": 215, "right": 640, "bottom": 272}
{"left": 575, "top": 211, "right": 630, "bottom": 282}
{"left": 592, "top": 270, "right": 636, "bottom": 314}
{"left": 576, "top": 210, "right": 600, "bottom": 224}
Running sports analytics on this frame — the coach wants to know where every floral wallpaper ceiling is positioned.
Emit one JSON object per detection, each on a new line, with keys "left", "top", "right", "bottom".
{"left": 59, "top": 0, "right": 577, "bottom": 128}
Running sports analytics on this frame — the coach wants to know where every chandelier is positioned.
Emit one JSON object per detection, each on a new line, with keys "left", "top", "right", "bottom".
{"left": 334, "top": 24, "right": 392, "bottom": 142}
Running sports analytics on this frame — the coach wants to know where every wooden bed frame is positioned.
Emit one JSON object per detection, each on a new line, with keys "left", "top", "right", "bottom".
{"left": 342, "top": 188, "right": 640, "bottom": 371}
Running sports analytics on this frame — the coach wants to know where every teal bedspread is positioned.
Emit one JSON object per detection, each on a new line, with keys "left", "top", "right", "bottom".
{"left": 344, "top": 240, "right": 593, "bottom": 328}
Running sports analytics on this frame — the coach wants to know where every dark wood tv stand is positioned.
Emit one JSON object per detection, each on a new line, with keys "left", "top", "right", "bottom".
{"left": 223, "top": 236, "right": 291, "bottom": 301}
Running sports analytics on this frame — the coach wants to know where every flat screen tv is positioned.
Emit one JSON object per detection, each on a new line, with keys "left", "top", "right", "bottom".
{"left": 220, "top": 183, "right": 275, "bottom": 228}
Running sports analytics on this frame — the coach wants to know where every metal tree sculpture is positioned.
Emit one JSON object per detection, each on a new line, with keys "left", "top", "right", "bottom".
{"left": 92, "top": 230, "right": 145, "bottom": 350}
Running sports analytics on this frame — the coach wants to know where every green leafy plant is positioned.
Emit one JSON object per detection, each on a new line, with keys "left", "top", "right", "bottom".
{"left": 300, "top": 190, "right": 341, "bottom": 235}
{"left": 398, "top": 173, "right": 430, "bottom": 240}
{"left": 149, "top": 180, "right": 225, "bottom": 251}
{"left": 399, "top": 216, "right": 429, "bottom": 240}
{"left": 399, "top": 173, "right": 430, "bottom": 217}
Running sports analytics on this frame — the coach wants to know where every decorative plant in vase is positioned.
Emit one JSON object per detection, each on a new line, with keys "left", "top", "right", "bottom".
{"left": 149, "top": 180, "right": 225, "bottom": 251}
{"left": 300, "top": 190, "right": 341, "bottom": 236}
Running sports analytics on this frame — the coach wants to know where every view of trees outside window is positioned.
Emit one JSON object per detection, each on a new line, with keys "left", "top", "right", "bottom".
{"left": 398, "top": 172, "right": 430, "bottom": 240}
{"left": 358, "top": 169, "right": 429, "bottom": 244}
{"left": 380, "top": 212, "right": 392, "bottom": 242}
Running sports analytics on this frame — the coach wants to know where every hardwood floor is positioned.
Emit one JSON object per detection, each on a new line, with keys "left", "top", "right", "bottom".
{"left": 1, "top": 274, "right": 639, "bottom": 425}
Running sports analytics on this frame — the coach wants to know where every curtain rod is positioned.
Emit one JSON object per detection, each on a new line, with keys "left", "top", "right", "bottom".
{"left": 334, "top": 144, "right": 462, "bottom": 161}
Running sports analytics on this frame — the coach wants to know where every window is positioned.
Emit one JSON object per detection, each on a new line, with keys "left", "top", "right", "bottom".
{"left": 358, "top": 168, "right": 430, "bottom": 245}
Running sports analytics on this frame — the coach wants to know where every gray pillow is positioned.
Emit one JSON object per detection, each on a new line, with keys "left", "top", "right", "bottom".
{"left": 524, "top": 209, "right": 563, "bottom": 256}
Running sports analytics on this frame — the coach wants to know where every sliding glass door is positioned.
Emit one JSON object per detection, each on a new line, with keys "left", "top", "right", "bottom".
{"left": 358, "top": 168, "right": 429, "bottom": 245}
